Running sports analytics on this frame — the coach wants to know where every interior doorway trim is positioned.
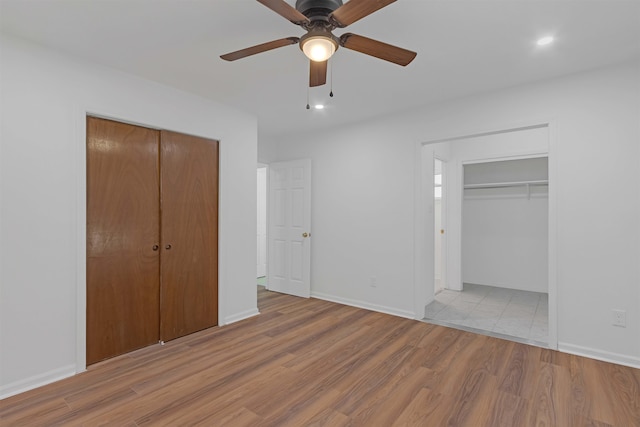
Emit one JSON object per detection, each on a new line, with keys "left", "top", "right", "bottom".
{"left": 257, "top": 162, "right": 269, "bottom": 296}
{"left": 433, "top": 157, "right": 446, "bottom": 295}
{"left": 414, "top": 119, "right": 558, "bottom": 350}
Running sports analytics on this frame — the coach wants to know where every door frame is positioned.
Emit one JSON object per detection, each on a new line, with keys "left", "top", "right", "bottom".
{"left": 414, "top": 120, "right": 558, "bottom": 350}
{"left": 433, "top": 157, "right": 447, "bottom": 294}
{"left": 257, "top": 163, "right": 269, "bottom": 288}
{"left": 75, "top": 107, "right": 225, "bottom": 373}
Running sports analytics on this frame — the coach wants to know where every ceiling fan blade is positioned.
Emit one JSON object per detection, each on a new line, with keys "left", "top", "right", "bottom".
{"left": 340, "top": 33, "right": 416, "bottom": 66}
{"left": 330, "top": 0, "right": 397, "bottom": 27}
{"left": 309, "top": 60, "right": 328, "bottom": 87}
{"left": 220, "top": 37, "right": 300, "bottom": 61}
{"left": 257, "top": 0, "right": 310, "bottom": 25}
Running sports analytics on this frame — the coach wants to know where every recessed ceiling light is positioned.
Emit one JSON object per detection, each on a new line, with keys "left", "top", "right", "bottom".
{"left": 314, "top": 104, "right": 325, "bottom": 110}
{"left": 536, "top": 36, "right": 554, "bottom": 46}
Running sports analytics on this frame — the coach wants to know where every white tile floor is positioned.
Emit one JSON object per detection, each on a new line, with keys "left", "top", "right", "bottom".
{"left": 423, "top": 283, "right": 548, "bottom": 345}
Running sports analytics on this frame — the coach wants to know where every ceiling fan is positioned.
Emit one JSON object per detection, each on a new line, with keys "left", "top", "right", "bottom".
{"left": 220, "top": 0, "right": 417, "bottom": 87}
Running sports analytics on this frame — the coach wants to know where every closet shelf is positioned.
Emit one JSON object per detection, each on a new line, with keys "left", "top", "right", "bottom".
{"left": 464, "top": 180, "right": 548, "bottom": 200}
{"left": 463, "top": 179, "right": 548, "bottom": 190}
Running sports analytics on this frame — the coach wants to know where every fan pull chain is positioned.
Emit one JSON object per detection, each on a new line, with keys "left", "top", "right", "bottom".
{"left": 329, "top": 59, "right": 334, "bottom": 97}
{"left": 306, "top": 62, "right": 311, "bottom": 109}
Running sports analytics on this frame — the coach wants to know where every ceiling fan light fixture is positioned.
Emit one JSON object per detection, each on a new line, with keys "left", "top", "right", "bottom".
{"left": 301, "top": 35, "right": 338, "bottom": 62}
{"left": 222, "top": 0, "right": 418, "bottom": 89}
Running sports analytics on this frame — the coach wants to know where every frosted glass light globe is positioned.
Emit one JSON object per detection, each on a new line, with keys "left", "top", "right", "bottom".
{"left": 302, "top": 36, "right": 337, "bottom": 62}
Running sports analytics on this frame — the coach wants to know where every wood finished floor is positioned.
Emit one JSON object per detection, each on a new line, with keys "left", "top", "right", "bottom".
{"left": 2, "top": 288, "right": 639, "bottom": 426}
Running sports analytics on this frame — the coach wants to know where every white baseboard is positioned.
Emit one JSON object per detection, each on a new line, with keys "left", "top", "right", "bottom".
{"left": 0, "top": 364, "right": 77, "bottom": 399}
{"left": 1, "top": 308, "right": 259, "bottom": 399}
{"left": 463, "top": 281, "right": 547, "bottom": 294}
{"left": 311, "top": 292, "right": 415, "bottom": 320}
{"left": 222, "top": 307, "right": 260, "bottom": 325}
{"left": 558, "top": 342, "right": 640, "bottom": 369}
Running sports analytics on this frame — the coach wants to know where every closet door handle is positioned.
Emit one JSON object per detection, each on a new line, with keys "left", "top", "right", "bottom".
{"left": 165, "top": 244, "right": 172, "bottom": 250}
{"left": 152, "top": 245, "right": 159, "bottom": 251}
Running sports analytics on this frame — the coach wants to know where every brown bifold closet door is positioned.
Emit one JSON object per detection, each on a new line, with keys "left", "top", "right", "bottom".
{"left": 160, "top": 130, "right": 219, "bottom": 342}
{"left": 86, "top": 119, "right": 219, "bottom": 364}
{"left": 86, "top": 117, "right": 161, "bottom": 365}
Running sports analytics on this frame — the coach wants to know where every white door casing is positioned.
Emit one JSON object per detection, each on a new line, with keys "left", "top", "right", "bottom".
{"left": 436, "top": 157, "right": 447, "bottom": 292}
{"left": 268, "top": 159, "right": 311, "bottom": 298}
{"left": 256, "top": 167, "right": 267, "bottom": 278}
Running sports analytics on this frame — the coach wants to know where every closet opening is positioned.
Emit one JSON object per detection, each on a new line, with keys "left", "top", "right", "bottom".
{"left": 426, "top": 155, "right": 549, "bottom": 345}
{"left": 421, "top": 124, "right": 554, "bottom": 348}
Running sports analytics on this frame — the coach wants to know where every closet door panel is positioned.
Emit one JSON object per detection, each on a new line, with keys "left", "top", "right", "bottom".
{"left": 86, "top": 117, "right": 161, "bottom": 365}
{"left": 160, "top": 131, "right": 219, "bottom": 341}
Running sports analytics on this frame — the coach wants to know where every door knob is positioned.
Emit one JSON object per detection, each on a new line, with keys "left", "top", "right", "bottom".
{"left": 165, "top": 244, "right": 172, "bottom": 250}
{"left": 152, "top": 245, "right": 159, "bottom": 251}
{"left": 302, "top": 232, "right": 310, "bottom": 238}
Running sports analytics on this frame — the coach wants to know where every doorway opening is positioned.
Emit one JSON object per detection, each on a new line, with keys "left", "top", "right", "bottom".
{"left": 257, "top": 159, "right": 312, "bottom": 300}
{"left": 427, "top": 156, "right": 549, "bottom": 345}
{"left": 421, "top": 124, "right": 554, "bottom": 348}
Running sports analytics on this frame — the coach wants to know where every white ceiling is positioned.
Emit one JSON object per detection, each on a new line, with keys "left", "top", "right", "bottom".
{"left": 1, "top": 0, "right": 639, "bottom": 138}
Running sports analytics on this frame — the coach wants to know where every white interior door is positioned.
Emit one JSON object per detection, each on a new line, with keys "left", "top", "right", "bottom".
{"left": 268, "top": 159, "right": 311, "bottom": 298}
{"left": 434, "top": 158, "right": 444, "bottom": 293}
{"left": 256, "top": 167, "right": 267, "bottom": 278}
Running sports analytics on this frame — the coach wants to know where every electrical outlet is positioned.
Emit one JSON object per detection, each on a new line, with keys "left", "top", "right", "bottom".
{"left": 370, "top": 277, "right": 377, "bottom": 287}
{"left": 612, "top": 309, "right": 626, "bottom": 327}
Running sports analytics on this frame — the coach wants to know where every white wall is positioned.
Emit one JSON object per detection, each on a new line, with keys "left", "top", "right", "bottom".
{"left": 462, "top": 156, "right": 548, "bottom": 293}
{"left": 258, "top": 135, "right": 279, "bottom": 164}
{"left": 273, "top": 125, "right": 417, "bottom": 318}
{"left": 463, "top": 193, "right": 548, "bottom": 292}
{"left": 0, "top": 35, "right": 258, "bottom": 397}
{"left": 271, "top": 60, "right": 640, "bottom": 367}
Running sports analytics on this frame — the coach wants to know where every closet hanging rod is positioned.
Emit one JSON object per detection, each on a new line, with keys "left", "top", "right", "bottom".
{"left": 463, "top": 179, "right": 548, "bottom": 190}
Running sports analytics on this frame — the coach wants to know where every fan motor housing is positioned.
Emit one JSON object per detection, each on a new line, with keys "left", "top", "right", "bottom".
{"left": 295, "top": 0, "right": 343, "bottom": 19}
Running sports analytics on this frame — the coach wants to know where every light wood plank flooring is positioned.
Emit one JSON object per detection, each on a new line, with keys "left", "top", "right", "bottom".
{"left": 2, "top": 287, "right": 639, "bottom": 426}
